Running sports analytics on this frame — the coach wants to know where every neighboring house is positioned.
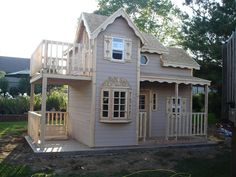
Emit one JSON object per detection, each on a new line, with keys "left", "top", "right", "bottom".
{"left": 0, "top": 56, "right": 30, "bottom": 88}
{"left": 27, "top": 8, "right": 210, "bottom": 151}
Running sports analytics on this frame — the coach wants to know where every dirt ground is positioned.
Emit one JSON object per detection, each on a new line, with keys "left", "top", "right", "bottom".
{"left": 0, "top": 126, "right": 231, "bottom": 177}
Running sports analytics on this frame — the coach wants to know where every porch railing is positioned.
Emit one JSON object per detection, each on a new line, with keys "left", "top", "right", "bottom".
{"left": 166, "top": 112, "right": 207, "bottom": 138}
{"left": 30, "top": 40, "right": 92, "bottom": 77}
{"left": 28, "top": 111, "right": 41, "bottom": 144}
{"left": 27, "top": 111, "right": 68, "bottom": 141}
{"left": 138, "top": 112, "right": 147, "bottom": 140}
{"left": 45, "top": 111, "right": 68, "bottom": 139}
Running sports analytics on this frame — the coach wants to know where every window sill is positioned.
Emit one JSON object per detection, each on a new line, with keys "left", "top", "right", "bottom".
{"left": 100, "top": 119, "right": 132, "bottom": 124}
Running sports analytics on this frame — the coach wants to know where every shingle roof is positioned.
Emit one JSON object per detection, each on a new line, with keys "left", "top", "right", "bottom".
{"left": 162, "top": 47, "right": 200, "bottom": 70}
{"left": 0, "top": 56, "right": 30, "bottom": 73}
{"left": 141, "top": 33, "right": 168, "bottom": 54}
{"left": 82, "top": 12, "right": 108, "bottom": 33}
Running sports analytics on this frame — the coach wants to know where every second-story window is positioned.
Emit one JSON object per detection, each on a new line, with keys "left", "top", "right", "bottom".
{"left": 112, "top": 38, "right": 124, "bottom": 60}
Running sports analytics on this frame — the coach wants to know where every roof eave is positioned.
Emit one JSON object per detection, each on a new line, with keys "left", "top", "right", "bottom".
{"left": 162, "top": 61, "right": 200, "bottom": 70}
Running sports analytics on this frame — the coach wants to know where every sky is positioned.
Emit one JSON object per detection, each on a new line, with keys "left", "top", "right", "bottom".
{"left": 0, "top": 0, "right": 186, "bottom": 58}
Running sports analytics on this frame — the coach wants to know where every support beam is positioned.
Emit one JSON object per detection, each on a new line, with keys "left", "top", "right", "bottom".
{"left": 204, "top": 85, "right": 208, "bottom": 137}
{"left": 40, "top": 75, "right": 47, "bottom": 148}
{"left": 175, "top": 83, "right": 179, "bottom": 140}
{"left": 30, "top": 84, "right": 35, "bottom": 111}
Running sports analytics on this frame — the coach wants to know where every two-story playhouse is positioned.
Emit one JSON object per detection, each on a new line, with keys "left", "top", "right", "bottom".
{"left": 27, "top": 9, "right": 210, "bottom": 152}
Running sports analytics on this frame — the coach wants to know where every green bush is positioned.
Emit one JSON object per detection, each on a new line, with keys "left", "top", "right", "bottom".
{"left": 9, "top": 87, "right": 20, "bottom": 97}
{"left": 0, "top": 78, "right": 9, "bottom": 94}
{"left": 0, "top": 95, "right": 29, "bottom": 114}
{"left": 46, "top": 90, "right": 67, "bottom": 111}
{"left": 18, "top": 77, "right": 30, "bottom": 95}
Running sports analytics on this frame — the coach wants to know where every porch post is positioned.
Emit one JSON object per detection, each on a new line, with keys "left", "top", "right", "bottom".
{"left": 30, "top": 83, "right": 35, "bottom": 111}
{"left": 204, "top": 85, "right": 209, "bottom": 137}
{"left": 40, "top": 75, "right": 47, "bottom": 148}
{"left": 175, "top": 83, "right": 179, "bottom": 140}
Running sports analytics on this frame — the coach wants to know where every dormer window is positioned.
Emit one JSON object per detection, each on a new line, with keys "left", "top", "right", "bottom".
{"left": 112, "top": 38, "right": 124, "bottom": 61}
{"left": 140, "top": 55, "right": 148, "bottom": 65}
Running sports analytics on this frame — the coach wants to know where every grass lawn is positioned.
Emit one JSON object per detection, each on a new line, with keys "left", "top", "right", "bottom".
{"left": 0, "top": 121, "right": 27, "bottom": 138}
{"left": 0, "top": 121, "right": 231, "bottom": 177}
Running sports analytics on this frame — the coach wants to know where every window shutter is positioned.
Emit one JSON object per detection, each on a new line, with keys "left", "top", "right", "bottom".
{"left": 104, "top": 35, "right": 112, "bottom": 60}
{"left": 166, "top": 97, "right": 171, "bottom": 113}
{"left": 124, "top": 39, "right": 132, "bottom": 62}
{"left": 181, "top": 98, "right": 187, "bottom": 113}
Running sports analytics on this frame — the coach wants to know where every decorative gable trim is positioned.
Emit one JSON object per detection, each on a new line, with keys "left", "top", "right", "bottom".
{"left": 102, "top": 76, "right": 131, "bottom": 88}
{"left": 90, "top": 8, "right": 146, "bottom": 45}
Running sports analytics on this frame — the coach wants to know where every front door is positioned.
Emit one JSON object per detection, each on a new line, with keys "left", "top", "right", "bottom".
{"left": 139, "top": 92, "right": 149, "bottom": 139}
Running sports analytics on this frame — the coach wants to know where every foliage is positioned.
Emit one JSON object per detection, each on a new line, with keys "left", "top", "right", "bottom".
{"left": 46, "top": 89, "right": 67, "bottom": 111}
{"left": 18, "top": 77, "right": 30, "bottom": 95}
{"left": 9, "top": 87, "right": 20, "bottom": 97}
{"left": 0, "top": 71, "right": 6, "bottom": 78}
{"left": 95, "top": 0, "right": 182, "bottom": 45}
{"left": 0, "top": 121, "right": 27, "bottom": 138}
{"left": 0, "top": 94, "right": 29, "bottom": 114}
{"left": 0, "top": 78, "right": 9, "bottom": 94}
{"left": 193, "top": 92, "right": 221, "bottom": 122}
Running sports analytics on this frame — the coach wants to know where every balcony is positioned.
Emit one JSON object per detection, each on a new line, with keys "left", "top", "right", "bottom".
{"left": 30, "top": 40, "right": 93, "bottom": 79}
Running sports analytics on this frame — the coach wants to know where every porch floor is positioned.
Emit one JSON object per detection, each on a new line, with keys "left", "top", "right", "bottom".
{"left": 26, "top": 136, "right": 215, "bottom": 154}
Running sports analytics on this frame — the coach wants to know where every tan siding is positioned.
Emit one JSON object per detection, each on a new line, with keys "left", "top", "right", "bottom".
{"left": 68, "top": 81, "right": 92, "bottom": 146}
{"left": 141, "top": 53, "right": 192, "bottom": 76}
{"left": 94, "top": 17, "right": 140, "bottom": 147}
{"left": 140, "top": 82, "right": 191, "bottom": 137}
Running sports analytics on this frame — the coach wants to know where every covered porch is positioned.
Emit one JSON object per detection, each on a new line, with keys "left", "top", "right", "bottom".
{"left": 138, "top": 73, "right": 211, "bottom": 142}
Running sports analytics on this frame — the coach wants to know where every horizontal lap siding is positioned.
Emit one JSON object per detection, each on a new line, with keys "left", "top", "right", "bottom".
{"left": 68, "top": 81, "right": 92, "bottom": 146}
{"left": 140, "top": 82, "right": 191, "bottom": 137}
{"left": 94, "top": 17, "right": 139, "bottom": 147}
{"left": 141, "top": 53, "right": 191, "bottom": 76}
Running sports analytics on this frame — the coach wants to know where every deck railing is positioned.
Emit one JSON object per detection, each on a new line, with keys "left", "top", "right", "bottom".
{"left": 28, "top": 111, "right": 68, "bottom": 141}
{"left": 138, "top": 112, "right": 147, "bottom": 140}
{"left": 166, "top": 112, "right": 207, "bottom": 138}
{"left": 30, "top": 40, "right": 92, "bottom": 77}
{"left": 28, "top": 111, "right": 41, "bottom": 144}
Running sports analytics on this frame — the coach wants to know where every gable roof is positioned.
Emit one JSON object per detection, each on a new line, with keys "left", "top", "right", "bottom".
{"left": 161, "top": 48, "right": 200, "bottom": 70}
{"left": 0, "top": 56, "right": 30, "bottom": 73}
{"left": 77, "top": 8, "right": 146, "bottom": 45}
{"left": 141, "top": 33, "right": 168, "bottom": 54}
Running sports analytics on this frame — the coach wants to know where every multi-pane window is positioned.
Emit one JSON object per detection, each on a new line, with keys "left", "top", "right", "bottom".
{"left": 139, "top": 95, "right": 146, "bottom": 110}
{"left": 112, "top": 38, "right": 124, "bottom": 60}
{"left": 172, "top": 97, "right": 181, "bottom": 113}
{"left": 102, "top": 90, "right": 109, "bottom": 118}
{"left": 152, "top": 92, "right": 157, "bottom": 111}
{"left": 113, "top": 91, "right": 126, "bottom": 118}
{"left": 101, "top": 89, "right": 131, "bottom": 121}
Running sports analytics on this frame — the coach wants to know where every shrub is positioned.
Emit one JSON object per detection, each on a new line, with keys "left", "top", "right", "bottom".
{"left": 46, "top": 90, "right": 67, "bottom": 111}
{"left": 9, "top": 87, "right": 20, "bottom": 97}
{"left": 18, "top": 77, "right": 30, "bottom": 95}
{"left": 0, "top": 78, "right": 9, "bottom": 94}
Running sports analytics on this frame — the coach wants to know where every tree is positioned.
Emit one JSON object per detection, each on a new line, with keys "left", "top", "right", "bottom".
{"left": 180, "top": 0, "right": 236, "bottom": 91}
{"left": 95, "top": 0, "right": 182, "bottom": 45}
{"left": 0, "top": 78, "right": 9, "bottom": 95}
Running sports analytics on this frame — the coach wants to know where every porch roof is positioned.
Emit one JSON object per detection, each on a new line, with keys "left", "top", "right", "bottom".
{"left": 140, "top": 73, "right": 211, "bottom": 86}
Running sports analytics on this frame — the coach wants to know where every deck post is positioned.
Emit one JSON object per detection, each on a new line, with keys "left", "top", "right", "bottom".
{"left": 204, "top": 85, "right": 208, "bottom": 138}
{"left": 30, "top": 83, "right": 35, "bottom": 111}
{"left": 175, "top": 83, "right": 179, "bottom": 140}
{"left": 40, "top": 75, "right": 47, "bottom": 149}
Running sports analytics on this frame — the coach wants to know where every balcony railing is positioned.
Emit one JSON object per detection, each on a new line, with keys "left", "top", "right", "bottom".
{"left": 30, "top": 40, "right": 92, "bottom": 77}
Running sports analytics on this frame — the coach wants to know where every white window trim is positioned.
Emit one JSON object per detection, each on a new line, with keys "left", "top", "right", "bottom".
{"left": 171, "top": 97, "right": 182, "bottom": 113}
{"left": 111, "top": 37, "right": 125, "bottom": 62}
{"left": 100, "top": 88, "right": 132, "bottom": 123}
{"left": 140, "top": 55, "right": 149, "bottom": 65}
{"left": 152, "top": 92, "right": 158, "bottom": 111}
